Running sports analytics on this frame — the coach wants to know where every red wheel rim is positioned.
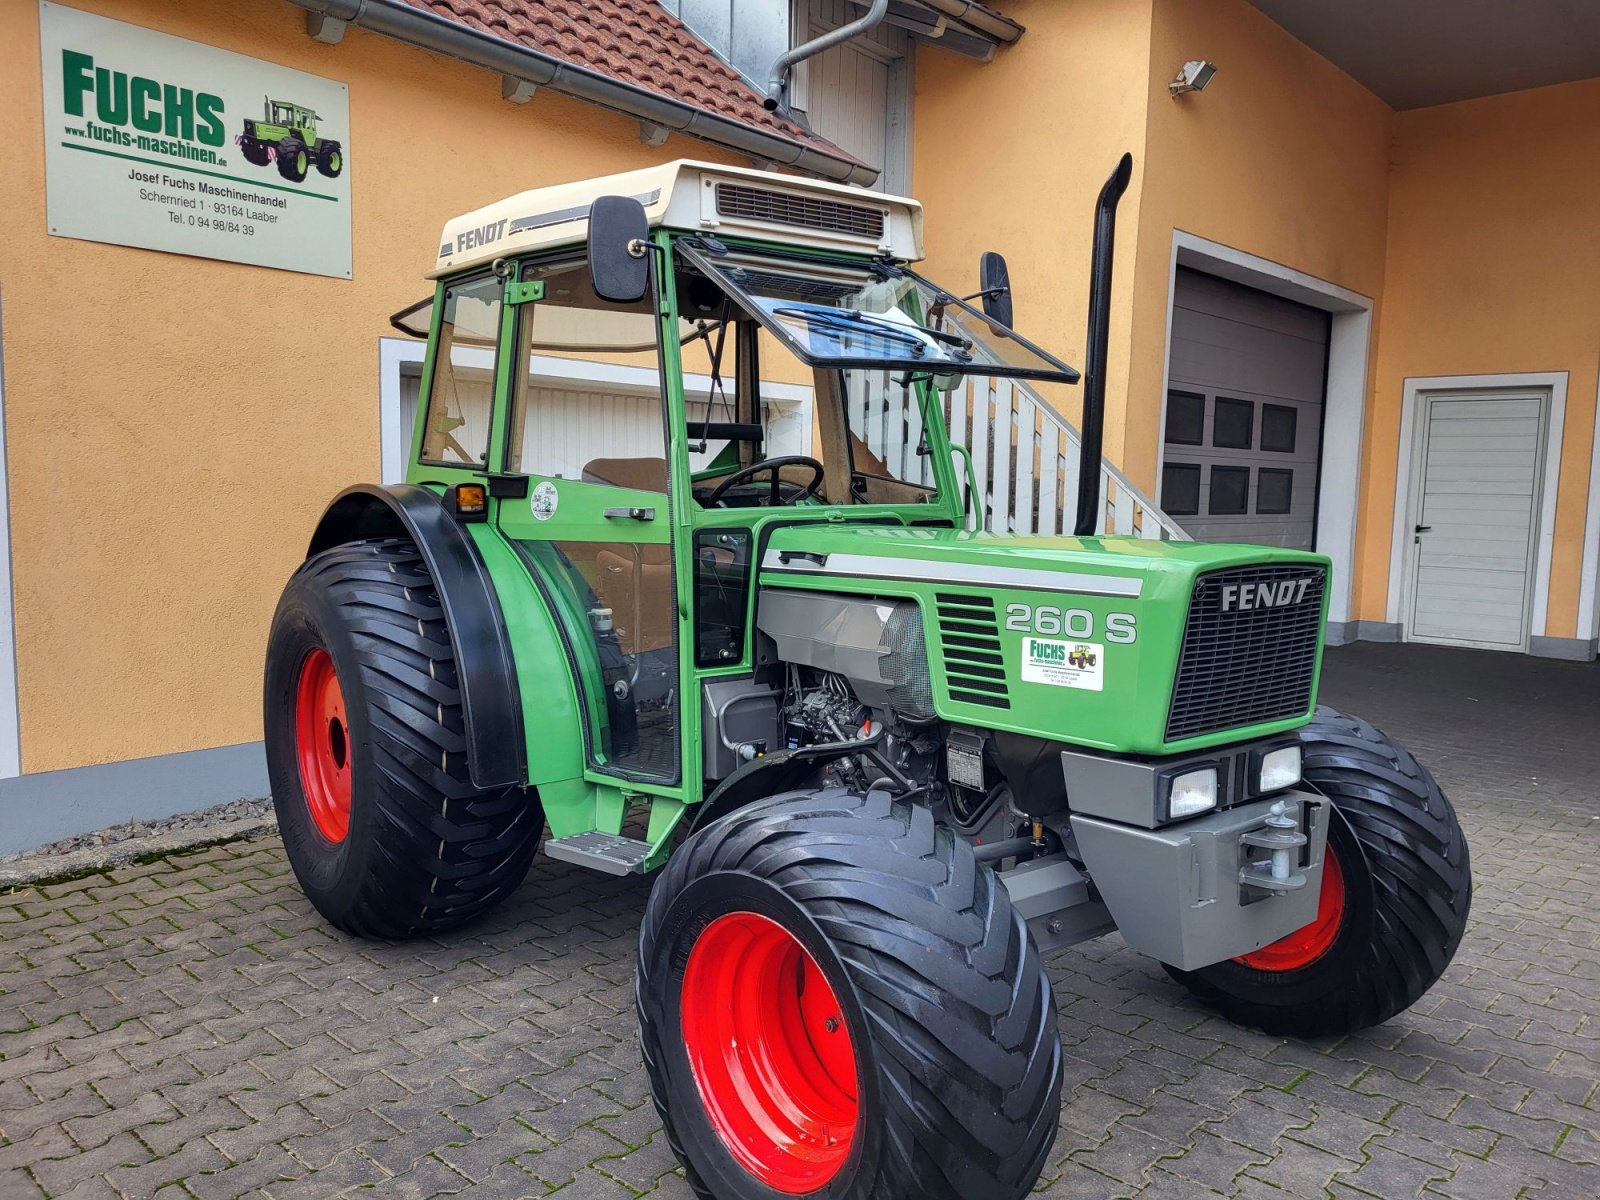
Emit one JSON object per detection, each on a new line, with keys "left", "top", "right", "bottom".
{"left": 294, "top": 647, "right": 352, "bottom": 843}
{"left": 680, "top": 912, "right": 859, "bottom": 1194}
{"left": 1236, "top": 845, "right": 1347, "bottom": 971}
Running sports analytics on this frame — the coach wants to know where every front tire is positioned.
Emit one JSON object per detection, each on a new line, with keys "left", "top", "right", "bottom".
{"left": 264, "top": 538, "right": 544, "bottom": 939}
{"left": 276, "top": 139, "right": 308, "bottom": 182}
{"left": 1165, "top": 707, "right": 1471, "bottom": 1036}
{"left": 638, "top": 790, "right": 1061, "bottom": 1199}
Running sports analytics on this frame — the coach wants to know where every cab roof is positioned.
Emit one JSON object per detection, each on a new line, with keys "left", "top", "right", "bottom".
{"left": 431, "top": 159, "right": 923, "bottom": 278}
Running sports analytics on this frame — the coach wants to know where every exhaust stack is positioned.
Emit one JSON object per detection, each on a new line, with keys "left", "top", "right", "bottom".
{"left": 1074, "top": 153, "right": 1134, "bottom": 537}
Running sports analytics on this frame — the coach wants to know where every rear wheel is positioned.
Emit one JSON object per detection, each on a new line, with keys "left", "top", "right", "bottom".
{"left": 1164, "top": 707, "right": 1471, "bottom": 1035}
{"left": 638, "top": 790, "right": 1061, "bottom": 1199}
{"left": 264, "top": 538, "right": 544, "bottom": 938}
{"left": 315, "top": 142, "right": 343, "bottom": 177}
{"left": 276, "top": 139, "right": 308, "bottom": 182}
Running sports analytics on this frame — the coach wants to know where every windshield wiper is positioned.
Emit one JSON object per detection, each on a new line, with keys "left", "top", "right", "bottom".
{"left": 772, "top": 304, "right": 972, "bottom": 359}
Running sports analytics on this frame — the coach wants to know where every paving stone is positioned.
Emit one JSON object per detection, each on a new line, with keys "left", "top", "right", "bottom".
{"left": 0, "top": 642, "right": 1595, "bottom": 1194}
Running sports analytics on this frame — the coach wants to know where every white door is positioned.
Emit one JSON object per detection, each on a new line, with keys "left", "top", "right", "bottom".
{"left": 1406, "top": 392, "right": 1548, "bottom": 651}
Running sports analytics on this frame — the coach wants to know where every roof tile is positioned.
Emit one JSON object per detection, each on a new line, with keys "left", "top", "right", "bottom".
{"left": 398, "top": 0, "right": 852, "bottom": 159}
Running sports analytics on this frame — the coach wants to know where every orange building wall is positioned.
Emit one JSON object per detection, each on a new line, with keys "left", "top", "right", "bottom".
{"left": 1129, "top": 0, "right": 1392, "bottom": 482}
{"left": 912, "top": 0, "right": 1156, "bottom": 438}
{"left": 1362, "top": 79, "right": 1600, "bottom": 636}
{"left": 0, "top": 0, "right": 742, "bottom": 771}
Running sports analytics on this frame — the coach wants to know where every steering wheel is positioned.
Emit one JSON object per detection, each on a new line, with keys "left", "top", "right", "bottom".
{"left": 705, "top": 456, "right": 825, "bottom": 507}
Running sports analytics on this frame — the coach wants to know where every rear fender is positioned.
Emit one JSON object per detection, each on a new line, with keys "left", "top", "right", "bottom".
{"left": 307, "top": 484, "right": 580, "bottom": 790}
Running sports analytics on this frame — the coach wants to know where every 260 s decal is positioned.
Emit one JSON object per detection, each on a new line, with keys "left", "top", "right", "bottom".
{"left": 1004, "top": 604, "right": 1137, "bottom": 643}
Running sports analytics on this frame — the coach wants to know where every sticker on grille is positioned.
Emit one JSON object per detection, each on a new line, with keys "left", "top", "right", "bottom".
{"left": 715, "top": 182, "right": 886, "bottom": 240}
{"left": 1166, "top": 565, "right": 1326, "bottom": 742}
{"left": 935, "top": 593, "right": 1010, "bottom": 709}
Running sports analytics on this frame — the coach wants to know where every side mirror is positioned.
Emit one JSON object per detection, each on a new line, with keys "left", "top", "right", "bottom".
{"left": 588, "top": 195, "right": 650, "bottom": 303}
{"left": 979, "top": 250, "right": 1013, "bottom": 329}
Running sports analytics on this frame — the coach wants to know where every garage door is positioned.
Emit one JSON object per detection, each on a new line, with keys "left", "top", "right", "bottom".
{"left": 1160, "top": 269, "right": 1330, "bottom": 549}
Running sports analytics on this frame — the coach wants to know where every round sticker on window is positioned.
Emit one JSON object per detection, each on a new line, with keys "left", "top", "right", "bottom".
{"left": 530, "top": 481, "right": 559, "bottom": 521}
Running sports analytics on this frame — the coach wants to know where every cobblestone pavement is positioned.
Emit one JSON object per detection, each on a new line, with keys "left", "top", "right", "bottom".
{"left": 1, "top": 642, "right": 1596, "bottom": 1199}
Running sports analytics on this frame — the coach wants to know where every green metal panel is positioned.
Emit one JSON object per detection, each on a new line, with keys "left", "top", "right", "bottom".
{"left": 758, "top": 524, "right": 1331, "bottom": 755}
{"left": 464, "top": 524, "right": 585, "bottom": 786}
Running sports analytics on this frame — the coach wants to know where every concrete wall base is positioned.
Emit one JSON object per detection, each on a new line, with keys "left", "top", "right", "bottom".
{"left": 1530, "top": 635, "right": 1600, "bottom": 662}
{"left": 1327, "top": 620, "right": 1402, "bottom": 646}
{"left": 0, "top": 742, "right": 268, "bottom": 858}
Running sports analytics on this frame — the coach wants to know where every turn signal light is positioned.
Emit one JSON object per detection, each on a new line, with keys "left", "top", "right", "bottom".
{"left": 449, "top": 482, "right": 488, "bottom": 521}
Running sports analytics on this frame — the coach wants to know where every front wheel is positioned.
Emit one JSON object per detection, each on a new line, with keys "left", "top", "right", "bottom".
{"left": 276, "top": 139, "right": 308, "bottom": 182}
{"left": 264, "top": 538, "right": 545, "bottom": 939}
{"left": 1165, "top": 707, "right": 1471, "bottom": 1036}
{"left": 637, "top": 790, "right": 1062, "bottom": 1200}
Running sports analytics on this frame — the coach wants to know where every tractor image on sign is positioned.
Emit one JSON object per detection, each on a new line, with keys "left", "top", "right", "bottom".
{"left": 238, "top": 97, "right": 342, "bottom": 183}
{"left": 264, "top": 158, "right": 1471, "bottom": 1199}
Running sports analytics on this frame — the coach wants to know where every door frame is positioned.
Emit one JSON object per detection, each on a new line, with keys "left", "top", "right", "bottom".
{"left": 1390, "top": 374, "right": 1566, "bottom": 652}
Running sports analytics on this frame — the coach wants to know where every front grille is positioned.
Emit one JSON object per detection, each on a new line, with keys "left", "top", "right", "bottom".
{"left": 935, "top": 593, "right": 1010, "bottom": 709}
{"left": 1166, "top": 565, "right": 1326, "bottom": 742}
{"left": 715, "top": 182, "right": 886, "bottom": 241}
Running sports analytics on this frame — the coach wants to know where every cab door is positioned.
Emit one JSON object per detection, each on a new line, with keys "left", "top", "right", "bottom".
{"left": 491, "top": 257, "right": 684, "bottom": 786}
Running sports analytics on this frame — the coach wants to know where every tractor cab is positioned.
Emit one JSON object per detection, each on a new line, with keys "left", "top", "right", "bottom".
{"left": 394, "top": 161, "right": 1092, "bottom": 788}
{"left": 267, "top": 99, "right": 316, "bottom": 134}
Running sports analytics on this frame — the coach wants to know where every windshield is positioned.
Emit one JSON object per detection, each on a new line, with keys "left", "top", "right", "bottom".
{"left": 676, "top": 241, "right": 1080, "bottom": 384}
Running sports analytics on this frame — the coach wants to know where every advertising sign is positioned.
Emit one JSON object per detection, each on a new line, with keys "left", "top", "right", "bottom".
{"left": 38, "top": 2, "right": 352, "bottom": 279}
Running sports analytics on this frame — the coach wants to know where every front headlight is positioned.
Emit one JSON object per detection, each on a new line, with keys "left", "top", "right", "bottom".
{"left": 1258, "top": 745, "right": 1303, "bottom": 793}
{"left": 1167, "top": 767, "right": 1218, "bottom": 819}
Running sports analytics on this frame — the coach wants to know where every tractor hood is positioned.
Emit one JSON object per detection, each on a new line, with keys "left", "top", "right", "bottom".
{"left": 758, "top": 524, "right": 1332, "bottom": 756}
{"left": 759, "top": 524, "right": 1326, "bottom": 598}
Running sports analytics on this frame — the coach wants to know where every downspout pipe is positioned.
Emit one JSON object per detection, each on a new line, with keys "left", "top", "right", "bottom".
{"left": 283, "top": 0, "right": 879, "bottom": 186}
{"left": 1074, "top": 153, "right": 1134, "bottom": 538}
{"left": 765, "top": 0, "right": 891, "bottom": 112}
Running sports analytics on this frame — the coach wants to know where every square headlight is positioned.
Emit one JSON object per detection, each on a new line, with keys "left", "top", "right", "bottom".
{"left": 1167, "top": 767, "right": 1218, "bottom": 819}
{"left": 1258, "top": 745, "right": 1303, "bottom": 793}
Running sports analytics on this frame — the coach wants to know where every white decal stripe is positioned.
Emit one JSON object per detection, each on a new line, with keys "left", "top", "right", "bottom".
{"left": 761, "top": 550, "right": 1143, "bottom": 599}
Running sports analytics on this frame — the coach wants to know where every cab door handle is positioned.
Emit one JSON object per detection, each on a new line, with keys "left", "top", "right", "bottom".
{"left": 604, "top": 506, "right": 656, "bottom": 521}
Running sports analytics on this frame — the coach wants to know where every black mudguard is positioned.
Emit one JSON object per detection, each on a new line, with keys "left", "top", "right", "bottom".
{"left": 308, "top": 484, "right": 525, "bottom": 790}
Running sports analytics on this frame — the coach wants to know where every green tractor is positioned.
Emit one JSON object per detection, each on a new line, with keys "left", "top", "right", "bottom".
{"left": 239, "top": 97, "right": 342, "bottom": 183}
{"left": 264, "top": 158, "right": 1470, "bottom": 1199}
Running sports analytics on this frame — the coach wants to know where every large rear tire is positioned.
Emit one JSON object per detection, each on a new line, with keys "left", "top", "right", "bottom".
{"left": 1164, "top": 707, "right": 1471, "bottom": 1036}
{"left": 638, "top": 789, "right": 1061, "bottom": 1199}
{"left": 264, "top": 538, "right": 544, "bottom": 939}
{"left": 315, "top": 141, "right": 343, "bottom": 178}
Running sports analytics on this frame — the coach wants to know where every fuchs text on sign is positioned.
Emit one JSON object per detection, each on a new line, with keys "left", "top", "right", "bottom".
{"left": 38, "top": 2, "right": 352, "bottom": 278}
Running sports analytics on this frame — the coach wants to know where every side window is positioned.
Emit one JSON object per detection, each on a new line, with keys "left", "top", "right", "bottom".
{"left": 510, "top": 260, "right": 667, "bottom": 492}
{"left": 420, "top": 275, "right": 501, "bottom": 467}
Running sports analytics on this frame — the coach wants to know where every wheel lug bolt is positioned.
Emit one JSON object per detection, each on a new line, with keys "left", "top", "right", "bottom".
{"left": 824, "top": 1017, "right": 839, "bottom": 1033}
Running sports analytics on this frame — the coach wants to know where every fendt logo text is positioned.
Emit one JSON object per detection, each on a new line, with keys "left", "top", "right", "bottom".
{"left": 1219, "top": 578, "right": 1313, "bottom": 613}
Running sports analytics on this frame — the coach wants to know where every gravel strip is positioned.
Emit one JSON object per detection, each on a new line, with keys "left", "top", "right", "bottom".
{"left": 0, "top": 797, "right": 277, "bottom": 887}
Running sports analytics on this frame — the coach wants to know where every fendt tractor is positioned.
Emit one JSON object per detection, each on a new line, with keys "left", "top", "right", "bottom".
{"left": 265, "top": 157, "right": 1471, "bottom": 1199}
{"left": 238, "top": 97, "right": 343, "bottom": 183}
